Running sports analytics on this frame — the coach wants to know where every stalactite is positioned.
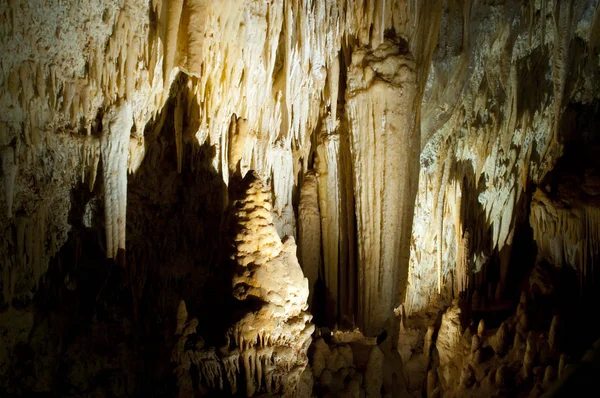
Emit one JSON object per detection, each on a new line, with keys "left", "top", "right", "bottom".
{"left": 101, "top": 101, "right": 133, "bottom": 260}
{"left": 530, "top": 186, "right": 600, "bottom": 294}
{"left": 161, "top": 0, "right": 183, "bottom": 88}
{"left": 551, "top": 0, "right": 574, "bottom": 142}
{"left": 436, "top": 150, "right": 451, "bottom": 295}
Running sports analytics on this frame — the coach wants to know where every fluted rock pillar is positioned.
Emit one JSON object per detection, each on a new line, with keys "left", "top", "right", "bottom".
{"left": 346, "top": 39, "right": 418, "bottom": 335}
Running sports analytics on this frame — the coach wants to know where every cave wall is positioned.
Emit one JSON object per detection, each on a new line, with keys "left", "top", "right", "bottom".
{"left": 405, "top": 0, "right": 600, "bottom": 315}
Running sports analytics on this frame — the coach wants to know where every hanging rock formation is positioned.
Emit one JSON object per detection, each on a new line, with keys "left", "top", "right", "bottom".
{"left": 530, "top": 171, "right": 600, "bottom": 292}
{"left": 101, "top": 101, "right": 133, "bottom": 260}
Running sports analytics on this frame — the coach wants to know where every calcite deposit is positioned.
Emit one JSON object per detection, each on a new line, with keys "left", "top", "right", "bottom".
{"left": 0, "top": 0, "right": 599, "bottom": 396}
{"left": 172, "top": 173, "right": 314, "bottom": 396}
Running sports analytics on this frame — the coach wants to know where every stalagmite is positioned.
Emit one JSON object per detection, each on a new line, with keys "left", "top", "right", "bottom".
{"left": 543, "top": 365, "right": 556, "bottom": 389}
{"left": 495, "top": 365, "right": 508, "bottom": 389}
{"left": 346, "top": 38, "right": 417, "bottom": 334}
{"left": 424, "top": 325, "right": 435, "bottom": 359}
{"left": 101, "top": 101, "right": 133, "bottom": 259}
{"left": 538, "top": 338, "right": 550, "bottom": 366}
{"left": 514, "top": 331, "right": 524, "bottom": 351}
{"left": 459, "top": 363, "right": 475, "bottom": 388}
{"left": 172, "top": 172, "right": 313, "bottom": 396}
{"left": 477, "top": 319, "right": 486, "bottom": 337}
{"left": 298, "top": 171, "right": 321, "bottom": 307}
{"left": 493, "top": 321, "right": 509, "bottom": 356}
{"left": 522, "top": 333, "right": 537, "bottom": 379}
{"left": 436, "top": 299, "right": 466, "bottom": 367}
{"left": 558, "top": 353, "right": 567, "bottom": 379}
{"left": 471, "top": 334, "right": 482, "bottom": 364}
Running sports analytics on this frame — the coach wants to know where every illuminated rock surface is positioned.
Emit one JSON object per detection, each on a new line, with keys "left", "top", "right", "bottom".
{"left": 0, "top": 0, "right": 599, "bottom": 396}
{"left": 172, "top": 173, "right": 314, "bottom": 396}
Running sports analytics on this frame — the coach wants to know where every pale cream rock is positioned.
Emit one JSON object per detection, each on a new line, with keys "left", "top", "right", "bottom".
{"left": 522, "top": 333, "right": 537, "bottom": 380}
{"left": 436, "top": 300, "right": 466, "bottom": 367}
{"left": 346, "top": 38, "right": 418, "bottom": 335}
{"left": 311, "top": 338, "right": 331, "bottom": 378}
{"left": 101, "top": 101, "right": 133, "bottom": 259}
{"left": 495, "top": 365, "right": 508, "bottom": 389}
{"left": 298, "top": 171, "right": 321, "bottom": 307}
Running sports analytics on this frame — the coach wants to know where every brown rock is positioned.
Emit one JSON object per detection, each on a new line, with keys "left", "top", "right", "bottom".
{"left": 477, "top": 319, "right": 486, "bottom": 337}
{"left": 460, "top": 363, "right": 476, "bottom": 388}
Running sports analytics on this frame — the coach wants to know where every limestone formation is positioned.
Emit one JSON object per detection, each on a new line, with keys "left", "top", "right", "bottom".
{"left": 172, "top": 173, "right": 314, "bottom": 396}
{"left": 298, "top": 171, "right": 321, "bottom": 307}
{"left": 346, "top": 38, "right": 418, "bottom": 335}
{"left": 427, "top": 369, "right": 437, "bottom": 398}
{"left": 522, "top": 333, "right": 537, "bottom": 380}
{"left": 101, "top": 101, "right": 133, "bottom": 260}
{"left": 0, "top": 0, "right": 599, "bottom": 396}
{"left": 459, "top": 363, "right": 476, "bottom": 389}
{"left": 542, "top": 365, "right": 556, "bottom": 389}
{"left": 424, "top": 325, "right": 435, "bottom": 360}
{"left": 558, "top": 353, "right": 567, "bottom": 379}
{"left": 470, "top": 334, "right": 482, "bottom": 365}
{"left": 493, "top": 321, "right": 510, "bottom": 356}
{"left": 436, "top": 300, "right": 466, "bottom": 367}
{"left": 495, "top": 365, "right": 508, "bottom": 389}
{"left": 477, "top": 319, "right": 486, "bottom": 337}
{"left": 364, "top": 346, "right": 384, "bottom": 397}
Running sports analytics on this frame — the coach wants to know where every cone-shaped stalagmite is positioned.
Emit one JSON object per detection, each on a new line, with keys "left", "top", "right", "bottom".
{"left": 172, "top": 173, "right": 314, "bottom": 396}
